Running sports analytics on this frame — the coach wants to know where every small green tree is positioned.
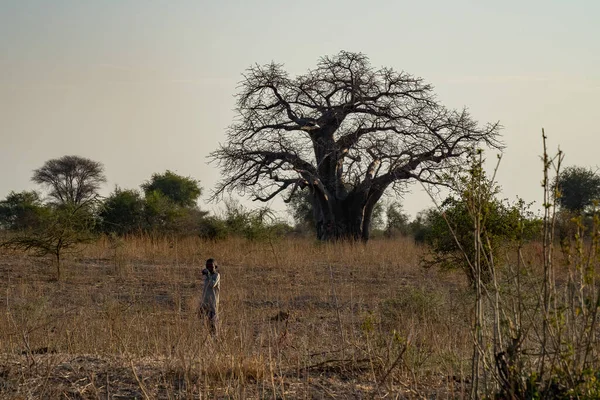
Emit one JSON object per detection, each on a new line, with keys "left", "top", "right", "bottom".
{"left": 99, "top": 188, "right": 145, "bottom": 235}
{"left": 370, "top": 202, "right": 385, "bottom": 233}
{"left": 2, "top": 202, "right": 97, "bottom": 280}
{"left": 423, "top": 155, "right": 539, "bottom": 286}
{"left": 141, "top": 170, "right": 201, "bottom": 208}
{"left": 197, "top": 215, "right": 229, "bottom": 241}
{"left": 424, "top": 197, "right": 519, "bottom": 284}
{"left": 223, "top": 199, "right": 290, "bottom": 240}
{"left": 383, "top": 201, "right": 411, "bottom": 238}
{"left": 287, "top": 191, "right": 315, "bottom": 234}
{"left": 0, "top": 190, "right": 49, "bottom": 231}
{"left": 168, "top": 207, "right": 210, "bottom": 236}
{"left": 139, "top": 171, "right": 206, "bottom": 235}
{"left": 409, "top": 209, "right": 437, "bottom": 243}
{"left": 143, "top": 190, "right": 185, "bottom": 232}
{"left": 555, "top": 166, "right": 600, "bottom": 214}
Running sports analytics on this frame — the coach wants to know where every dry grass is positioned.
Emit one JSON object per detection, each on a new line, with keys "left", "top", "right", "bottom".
{"left": 0, "top": 235, "right": 487, "bottom": 398}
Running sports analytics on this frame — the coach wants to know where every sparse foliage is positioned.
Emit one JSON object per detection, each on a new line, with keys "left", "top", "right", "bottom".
{"left": 212, "top": 51, "right": 501, "bottom": 241}
{"left": 287, "top": 191, "right": 315, "bottom": 233}
{"left": 383, "top": 201, "right": 411, "bottom": 237}
{"left": 221, "top": 199, "right": 290, "bottom": 240}
{"left": 32, "top": 155, "right": 106, "bottom": 205}
{"left": 2, "top": 202, "right": 98, "bottom": 280}
{"left": 423, "top": 153, "right": 540, "bottom": 286}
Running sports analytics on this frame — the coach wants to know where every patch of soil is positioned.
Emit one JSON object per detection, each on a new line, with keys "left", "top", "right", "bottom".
{"left": 0, "top": 353, "right": 462, "bottom": 399}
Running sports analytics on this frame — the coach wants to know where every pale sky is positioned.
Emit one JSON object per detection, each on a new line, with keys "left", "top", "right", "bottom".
{"left": 1, "top": 0, "right": 598, "bottom": 219}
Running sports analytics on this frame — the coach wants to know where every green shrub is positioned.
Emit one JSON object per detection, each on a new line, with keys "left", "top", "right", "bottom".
{"left": 0, "top": 191, "right": 50, "bottom": 231}
{"left": 420, "top": 154, "right": 542, "bottom": 286}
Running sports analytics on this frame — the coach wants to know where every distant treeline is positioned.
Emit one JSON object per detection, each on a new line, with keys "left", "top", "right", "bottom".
{"left": 0, "top": 155, "right": 467, "bottom": 242}
{"left": 1, "top": 155, "right": 598, "bottom": 246}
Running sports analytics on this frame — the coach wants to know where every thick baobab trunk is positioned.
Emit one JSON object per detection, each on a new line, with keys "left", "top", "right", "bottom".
{"left": 315, "top": 215, "right": 363, "bottom": 241}
{"left": 311, "top": 183, "right": 386, "bottom": 242}
{"left": 309, "top": 131, "right": 388, "bottom": 242}
{"left": 310, "top": 136, "right": 360, "bottom": 241}
{"left": 312, "top": 191, "right": 369, "bottom": 242}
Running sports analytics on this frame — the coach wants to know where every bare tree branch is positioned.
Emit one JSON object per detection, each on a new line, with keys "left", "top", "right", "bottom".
{"left": 210, "top": 51, "right": 502, "bottom": 240}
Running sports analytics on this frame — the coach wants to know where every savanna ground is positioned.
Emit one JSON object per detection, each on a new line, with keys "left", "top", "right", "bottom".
{"left": 0, "top": 235, "right": 545, "bottom": 399}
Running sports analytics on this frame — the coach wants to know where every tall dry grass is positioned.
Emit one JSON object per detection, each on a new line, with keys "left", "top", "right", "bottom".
{"left": 0, "top": 235, "right": 490, "bottom": 398}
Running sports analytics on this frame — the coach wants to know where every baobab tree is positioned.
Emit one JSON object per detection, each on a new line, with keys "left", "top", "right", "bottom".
{"left": 212, "top": 51, "right": 501, "bottom": 241}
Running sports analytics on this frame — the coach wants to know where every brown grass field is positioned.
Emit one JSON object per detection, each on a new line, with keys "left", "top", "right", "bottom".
{"left": 0, "top": 235, "right": 546, "bottom": 399}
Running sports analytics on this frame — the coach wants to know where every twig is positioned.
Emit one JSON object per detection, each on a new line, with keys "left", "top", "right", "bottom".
{"left": 328, "top": 264, "right": 346, "bottom": 357}
{"left": 372, "top": 344, "right": 407, "bottom": 397}
{"left": 305, "top": 357, "right": 370, "bottom": 370}
{"left": 130, "top": 360, "right": 150, "bottom": 400}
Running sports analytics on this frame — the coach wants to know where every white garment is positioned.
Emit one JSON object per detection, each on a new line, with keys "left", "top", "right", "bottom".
{"left": 201, "top": 270, "right": 220, "bottom": 313}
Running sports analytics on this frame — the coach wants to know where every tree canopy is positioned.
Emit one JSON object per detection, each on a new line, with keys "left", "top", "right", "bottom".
{"left": 32, "top": 155, "right": 106, "bottom": 205}
{"left": 212, "top": 51, "right": 502, "bottom": 241}
{"left": 141, "top": 170, "right": 202, "bottom": 208}
{"left": 2, "top": 202, "right": 97, "bottom": 280}
{"left": 555, "top": 166, "right": 600, "bottom": 214}
{"left": 99, "top": 188, "right": 145, "bottom": 235}
{"left": 0, "top": 190, "right": 48, "bottom": 231}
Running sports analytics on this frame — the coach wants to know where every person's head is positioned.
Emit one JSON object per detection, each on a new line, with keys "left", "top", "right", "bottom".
{"left": 206, "top": 258, "right": 217, "bottom": 273}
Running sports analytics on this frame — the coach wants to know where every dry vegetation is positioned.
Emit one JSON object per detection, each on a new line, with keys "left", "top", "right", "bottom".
{"left": 0, "top": 234, "right": 525, "bottom": 399}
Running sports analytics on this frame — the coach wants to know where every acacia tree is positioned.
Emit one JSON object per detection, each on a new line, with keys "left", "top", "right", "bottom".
{"left": 32, "top": 155, "right": 106, "bottom": 205}
{"left": 212, "top": 51, "right": 501, "bottom": 241}
{"left": 2, "top": 202, "right": 97, "bottom": 280}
